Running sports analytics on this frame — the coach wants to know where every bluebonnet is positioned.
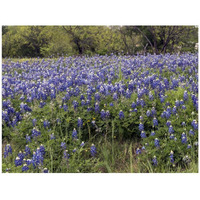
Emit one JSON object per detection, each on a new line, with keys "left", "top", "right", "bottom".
{"left": 154, "top": 138, "right": 160, "bottom": 148}
{"left": 151, "top": 107, "right": 156, "bottom": 116}
{"left": 18, "top": 151, "right": 25, "bottom": 161}
{"left": 172, "top": 106, "right": 177, "bottom": 114}
{"left": 72, "top": 128, "right": 78, "bottom": 139}
{"left": 140, "top": 131, "right": 147, "bottom": 138}
{"left": 182, "top": 105, "right": 186, "bottom": 110}
{"left": 181, "top": 132, "right": 187, "bottom": 144}
{"left": 4, "top": 144, "right": 12, "bottom": 158}
{"left": 180, "top": 99, "right": 184, "bottom": 105}
{"left": 43, "top": 168, "right": 49, "bottom": 173}
{"left": 183, "top": 91, "right": 188, "bottom": 101}
{"left": 40, "top": 144, "right": 45, "bottom": 156}
{"left": 146, "top": 110, "right": 151, "bottom": 117}
{"left": 169, "top": 151, "right": 174, "bottom": 163}
{"left": 63, "top": 150, "right": 70, "bottom": 159}
{"left": 106, "top": 110, "right": 110, "bottom": 118}
{"left": 26, "top": 159, "right": 32, "bottom": 166}
{"left": 131, "top": 102, "right": 136, "bottom": 109}
{"left": 32, "top": 148, "right": 44, "bottom": 167}
{"left": 170, "top": 134, "right": 175, "bottom": 140}
{"left": 187, "top": 144, "right": 191, "bottom": 149}
{"left": 43, "top": 120, "right": 50, "bottom": 129}
{"left": 175, "top": 99, "right": 180, "bottom": 107}
{"left": 80, "top": 141, "right": 85, "bottom": 147}
{"left": 32, "top": 118, "right": 37, "bottom": 126}
{"left": 22, "top": 164, "right": 29, "bottom": 172}
{"left": 101, "top": 109, "right": 106, "bottom": 119}
{"left": 95, "top": 102, "right": 100, "bottom": 113}
{"left": 169, "top": 125, "right": 174, "bottom": 134}
{"left": 32, "top": 128, "right": 41, "bottom": 137}
{"left": 189, "top": 129, "right": 195, "bottom": 135}
{"left": 61, "top": 142, "right": 66, "bottom": 150}
{"left": 153, "top": 117, "right": 158, "bottom": 126}
{"left": 139, "top": 123, "right": 144, "bottom": 131}
{"left": 78, "top": 117, "right": 83, "bottom": 128}
{"left": 152, "top": 156, "right": 158, "bottom": 166}
{"left": 15, "top": 157, "right": 22, "bottom": 166}
{"left": 90, "top": 144, "right": 97, "bottom": 157}
{"left": 182, "top": 122, "right": 186, "bottom": 126}
{"left": 73, "top": 148, "right": 77, "bottom": 153}
{"left": 191, "top": 120, "right": 198, "bottom": 130}
{"left": 119, "top": 110, "right": 124, "bottom": 119}
{"left": 110, "top": 102, "right": 114, "bottom": 106}
{"left": 25, "top": 145, "right": 31, "bottom": 156}
{"left": 113, "top": 93, "right": 118, "bottom": 101}
{"left": 142, "top": 146, "right": 145, "bottom": 150}
{"left": 50, "top": 133, "right": 56, "bottom": 140}
{"left": 151, "top": 131, "right": 155, "bottom": 136}
{"left": 140, "top": 116, "right": 143, "bottom": 121}
{"left": 26, "top": 134, "right": 31, "bottom": 143}
{"left": 166, "top": 120, "right": 171, "bottom": 127}
{"left": 136, "top": 148, "right": 141, "bottom": 155}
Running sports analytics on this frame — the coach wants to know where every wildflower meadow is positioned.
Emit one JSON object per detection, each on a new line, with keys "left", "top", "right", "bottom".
{"left": 2, "top": 53, "right": 198, "bottom": 173}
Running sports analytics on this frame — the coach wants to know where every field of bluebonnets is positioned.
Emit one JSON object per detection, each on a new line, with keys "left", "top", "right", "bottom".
{"left": 2, "top": 53, "right": 198, "bottom": 173}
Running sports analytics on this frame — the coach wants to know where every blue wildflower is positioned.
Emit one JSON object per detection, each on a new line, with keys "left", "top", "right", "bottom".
{"left": 72, "top": 128, "right": 78, "bottom": 139}
{"left": 152, "top": 156, "right": 158, "bottom": 166}
{"left": 139, "top": 123, "right": 144, "bottom": 131}
{"left": 153, "top": 117, "right": 158, "bottom": 126}
{"left": 140, "top": 131, "right": 147, "bottom": 138}
{"left": 136, "top": 148, "right": 141, "bottom": 155}
{"left": 22, "top": 164, "right": 29, "bottom": 172}
{"left": 119, "top": 110, "right": 124, "bottom": 119}
{"left": 90, "top": 144, "right": 97, "bottom": 157}
{"left": 154, "top": 138, "right": 160, "bottom": 148}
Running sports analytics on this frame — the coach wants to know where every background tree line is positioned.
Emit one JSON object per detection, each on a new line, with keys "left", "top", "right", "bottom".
{"left": 2, "top": 26, "right": 198, "bottom": 58}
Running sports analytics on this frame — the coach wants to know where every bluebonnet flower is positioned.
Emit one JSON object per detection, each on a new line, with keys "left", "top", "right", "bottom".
{"left": 140, "top": 99, "right": 145, "bottom": 107}
{"left": 133, "top": 108, "right": 137, "bottom": 112}
{"left": 181, "top": 132, "right": 187, "bottom": 144}
{"left": 113, "top": 93, "right": 118, "bottom": 101}
{"left": 31, "top": 128, "right": 41, "bottom": 138}
{"left": 175, "top": 99, "right": 180, "bottom": 107}
{"left": 78, "top": 117, "right": 83, "bottom": 128}
{"left": 73, "top": 148, "right": 77, "bottom": 153}
{"left": 187, "top": 144, "right": 191, "bottom": 149}
{"left": 80, "top": 141, "right": 85, "bottom": 147}
{"left": 119, "top": 110, "right": 124, "bottom": 119}
{"left": 61, "top": 142, "right": 66, "bottom": 150}
{"left": 32, "top": 148, "right": 44, "bottom": 167}
{"left": 146, "top": 110, "right": 151, "bottom": 117}
{"left": 90, "top": 144, "right": 97, "bottom": 157}
{"left": 22, "top": 164, "right": 29, "bottom": 172}
{"left": 43, "top": 120, "right": 50, "bottom": 129}
{"left": 169, "top": 151, "right": 174, "bottom": 163}
{"left": 154, "top": 138, "right": 160, "bottom": 148}
{"left": 191, "top": 120, "right": 198, "bottom": 130}
{"left": 189, "top": 129, "right": 195, "bottom": 136}
{"left": 26, "top": 134, "right": 31, "bottom": 143}
{"left": 15, "top": 157, "right": 22, "bottom": 167}
{"left": 95, "top": 102, "right": 100, "bottom": 113}
{"left": 25, "top": 145, "right": 31, "bottom": 156}
{"left": 63, "top": 150, "right": 70, "bottom": 159}
{"left": 151, "top": 131, "right": 155, "bottom": 136}
{"left": 182, "top": 105, "right": 186, "bottom": 110}
{"left": 153, "top": 117, "right": 158, "bottom": 126}
{"left": 182, "top": 122, "right": 186, "bottom": 126}
{"left": 149, "top": 92, "right": 154, "bottom": 100}
{"left": 131, "top": 102, "right": 136, "bottom": 109}
{"left": 26, "top": 159, "right": 32, "bottom": 166}
{"left": 139, "top": 123, "right": 144, "bottom": 131}
{"left": 73, "top": 100, "right": 79, "bottom": 109}
{"left": 166, "top": 120, "right": 171, "bottom": 127}
{"left": 151, "top": 107, "right": 156, "bottom": 116}
{"left": 110, "top": 102, "right": 114, "bottom": 106}
{"left": 43, "top": 168, "right": 49, "bottom": 173}
{"left": 32, "top": 118, "right": 37, "bottom": 126}
{"left": 152, "top": 156, "right": 158, "bottom": 166}
{"left": 72, "top": 128, "right": 78, "bottom": 139}
{"left": 101, "top": 109, "right": 106, "bottom": 119}
{"left": 50, "top": 133, "right": 56, "bottom": 140}
{"left": 172, "top": 106, "right": 177, "bottom": 114}
{"left": 142, "top": 146, "right": 145, "bottom": 150}
{"left": 169, "top": 125, "right": 174, "bottom": 134}
{"left": 18, "top": 151, "right": 25, "bottom": 161}
{"left": 62, "top": 104, "right": 68, "bottom": 111}
{"left": 180, "top": 99, "right": 184, "bottom": 105}
{"left": 136, "top": 148, "right": 141, "bottom": 155}
{"left": 140, "top": 131, "right": 147, "bottom": 138}
{"left": 170, "top": 134, "right": 175, "bottom": 140}
{"left": 40, "top": 144, "right": 45, "bottom": 156}
{"left": 4, "top": 144, "right": 12, "bottom": 158}
{"left": 183, "top": 91, "right": 188, "bottom": 101}
{"left": 106, "top": 110, "right": 110, "bottom": 118}
{"left": 140, "top": 116, "right": 143, "bottom": 121}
